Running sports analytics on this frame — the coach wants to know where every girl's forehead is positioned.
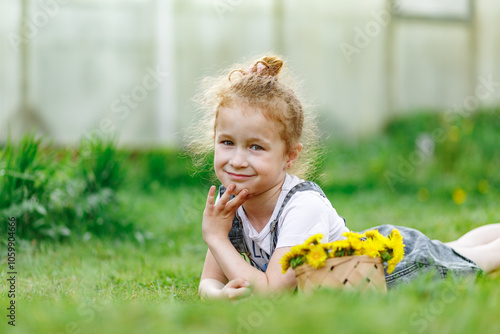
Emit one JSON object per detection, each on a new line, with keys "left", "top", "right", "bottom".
{"left": 217, "top": 101, "right": 285, "bottom": 125}
{"left": 217, "top": 105, "right": 267, "bottom": 128}
{"left": 215, "top": 105, "right": 284, "bottom": 139}
{"left": 217, "top": 104, "right": 261, "bottom": 125}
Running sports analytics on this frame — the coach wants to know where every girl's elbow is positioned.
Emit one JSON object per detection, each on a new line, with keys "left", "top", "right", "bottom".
{"left": 198, "top": 278, "right": 223, "bottom": 300}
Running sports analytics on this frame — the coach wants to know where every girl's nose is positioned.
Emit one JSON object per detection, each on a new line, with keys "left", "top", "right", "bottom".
{"left": 229, "top": 148, "right": 248, "bottom": 168}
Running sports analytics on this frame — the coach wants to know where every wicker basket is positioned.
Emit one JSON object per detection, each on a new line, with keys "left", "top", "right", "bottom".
{"left": 294, "top": 255, "right": 387, "bottom": 293}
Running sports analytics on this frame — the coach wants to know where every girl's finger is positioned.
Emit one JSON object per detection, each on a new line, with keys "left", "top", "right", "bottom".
{"left": 228, "top": 287, "right": 251, "bottom": 300}
{"left": 205, "top": 185, "right": 216, "bottom": 207}
{"left": 228, "top": 277, "right": 250, "bottom": 288}
{"left": 225, "top": 189, "right": 248, "bottom": 210}
{"left": 219, "top": 183, "right": 235, "bottom": 205}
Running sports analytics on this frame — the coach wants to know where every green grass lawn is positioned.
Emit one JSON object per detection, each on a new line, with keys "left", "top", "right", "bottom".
{"left": 1, "top": 185, "right": 499, "bottom": 334}
{"left": 1, "top": 111, "right": 500, "bottom": 333}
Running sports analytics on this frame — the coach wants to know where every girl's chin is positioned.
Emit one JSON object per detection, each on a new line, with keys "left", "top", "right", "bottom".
{"left": 222, "top": 183, "right": 250, "bottom": 196}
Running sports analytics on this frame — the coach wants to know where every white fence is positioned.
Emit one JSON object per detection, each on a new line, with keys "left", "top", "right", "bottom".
{"left": 1, "top": 0, "right": 500, "bottom": 147}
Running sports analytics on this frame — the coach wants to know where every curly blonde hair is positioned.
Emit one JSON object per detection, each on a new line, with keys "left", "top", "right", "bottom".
{"left": 187, "top": 55, "right": 322, "bottom": 181}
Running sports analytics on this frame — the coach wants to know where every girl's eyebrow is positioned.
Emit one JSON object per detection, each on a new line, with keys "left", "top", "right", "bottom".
{"left": 215, "top": 132, "right": 233, "bottom": 138}
{"left": 216, "top": 133, "right": 271, "bottom": 145}
{"left": 247, "top": 136, "right": 270, "bottom": 144}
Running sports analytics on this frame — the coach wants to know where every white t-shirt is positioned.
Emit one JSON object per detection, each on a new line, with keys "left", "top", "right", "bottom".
{"left": 233, "top": 174, "right": 349, "bottom": 271}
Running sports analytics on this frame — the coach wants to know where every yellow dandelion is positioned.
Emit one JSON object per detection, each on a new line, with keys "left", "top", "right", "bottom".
{"left": 452, "top": 188, "right": 467, "bottom": 205}
{"left": 386, "top": 229, "right": 405, "bottom": 274}
{"left": 344, "top": 232, "right": 364, "bottom": 251}
{"left": 365, "top": 230, "right": 389, "bottom": 249}
{"left": 322, "top": 242, "right": 338, "bottom": 257}
{"left": 386, "top": 261, "right": 397, "bottom": 274}
{"left": 280, "top": 253, "right": 293, "bottom": 273}
{"left": 327, "top": 240, "right": 351, "bottom": 255}
{"left": 365, "top": 229, "right": 383, "bottom": 240}
{"left": 304, "top": 233, "right": 324, "bottom": 245}
{"left": 306, "top": 244, "right": 328, "bottom": 269}
{"left": 387, "top": 246, "right": 404, "bottom": 274}
{"left": 280, "top": 247, "right": 305, "bottom": 273}
{"left": 364, "top": 230, "right": 376, "bottom": 238}
{"left": 361, "top": 238, "right": 382, "bottom": 258}
{"left": 389, "top": 229, "right": 403, "bottom": 244}
{"left": 291, "top": 243, "right": 310, "bottom": 255}
{"left": 392, "top": 238, "right": 405, "bottom": 261}
{"left": 353, "top": 248, "right": 365, "bottom": 256}
{"left": 349, "top": 237, "right": 363, "bottom": 251}
{"left": 321, "top": 243, "right": 335, "bottom": 256}
{"left": 343, "top": 231, "right": 364, "bottom": 240}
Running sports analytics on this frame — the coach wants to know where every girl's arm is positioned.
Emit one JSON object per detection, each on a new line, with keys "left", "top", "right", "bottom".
{"left": 205, "top": 237, "right": 297, "bottom": 292}
{"left": 199, "top": 249, "right": 252, "bottom": 300}
{"left": 202, "top": 184, "right": 297, "bottom": 294}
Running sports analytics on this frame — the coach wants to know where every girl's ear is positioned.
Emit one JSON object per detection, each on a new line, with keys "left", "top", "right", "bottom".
{"left": 285, "top": 143, "right": 303, "bottom": 169}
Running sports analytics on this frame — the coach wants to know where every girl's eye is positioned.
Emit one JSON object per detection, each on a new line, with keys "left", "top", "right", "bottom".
{"left": 251, "top": 144, "right": 264, "bottom": 151}
{"left": 221, "top": 140, "right": 233, "bottom": 146}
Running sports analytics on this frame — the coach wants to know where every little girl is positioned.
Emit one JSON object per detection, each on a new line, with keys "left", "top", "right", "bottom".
{"left": 189, "top": 55, "right": 500, "bottom": 300}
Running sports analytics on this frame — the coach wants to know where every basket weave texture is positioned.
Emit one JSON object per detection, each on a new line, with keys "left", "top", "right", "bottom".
{"left": 294, "top": 255, "right": 387, "bottom": 293}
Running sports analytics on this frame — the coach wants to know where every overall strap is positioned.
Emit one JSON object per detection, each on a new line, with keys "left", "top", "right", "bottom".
{"left": 269, "top": 181, "right": 327, "bottom": 257}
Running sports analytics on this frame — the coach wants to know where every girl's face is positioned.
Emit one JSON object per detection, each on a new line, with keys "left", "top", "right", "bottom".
{"left": 214, "top": 104, "right": 297, "bottom": 198}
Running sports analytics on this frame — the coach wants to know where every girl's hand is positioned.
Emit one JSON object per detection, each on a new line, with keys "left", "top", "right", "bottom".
{"left": 220, "top": 277, "right": 252, "bottom": 300}
{"left": 202, "top": 184, "right": 248, "bottom": 244}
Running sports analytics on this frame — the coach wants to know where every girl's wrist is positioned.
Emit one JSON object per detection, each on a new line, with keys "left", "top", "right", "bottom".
{"left": 203, "top": 233, "right": 227, "bottom": 247}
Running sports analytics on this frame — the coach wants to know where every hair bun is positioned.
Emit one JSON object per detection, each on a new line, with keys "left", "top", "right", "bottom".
{"left": 249, "top": 56, "right": 283, "bottom": 77}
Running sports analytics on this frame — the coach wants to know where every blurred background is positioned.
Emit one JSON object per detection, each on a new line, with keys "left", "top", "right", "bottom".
{"left": 1, "top": 0, "right": 500, "bottom": 242}
{"left": 2, "top": 0, "right": 500, "bottom": 146}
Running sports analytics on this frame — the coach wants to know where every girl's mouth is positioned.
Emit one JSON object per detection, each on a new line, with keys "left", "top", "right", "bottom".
{"left": 226, "top": 172, "right": 253, "bottom": 180}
